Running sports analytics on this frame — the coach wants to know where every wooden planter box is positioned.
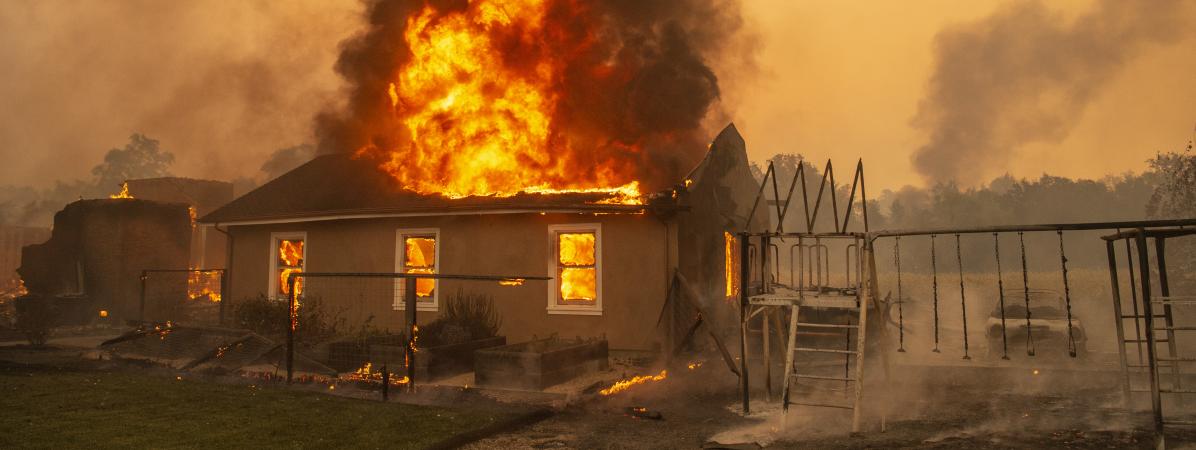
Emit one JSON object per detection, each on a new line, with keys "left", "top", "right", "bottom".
{"left": 474, "top": 338, "right": 609, "bottom": 390}
{"left": 368, "top": 335, "right": 507, "bottom": 380}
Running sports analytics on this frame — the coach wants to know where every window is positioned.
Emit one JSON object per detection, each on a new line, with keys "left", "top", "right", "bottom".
{"left": 269, "top": 232, "right": 306, "bottom": 299}
{"left": 548, "top": 224, "right": 601, "bottom": 315}
{"left": 395, "top": 229, "right": 439, "bottom": 311}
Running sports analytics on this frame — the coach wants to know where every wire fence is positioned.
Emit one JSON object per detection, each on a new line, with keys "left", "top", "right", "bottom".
{"left": 283, "top": 272, "right": 546, "bottom": 390}
{"left": 139, "top": 269, "right": 225, "bottom": 325}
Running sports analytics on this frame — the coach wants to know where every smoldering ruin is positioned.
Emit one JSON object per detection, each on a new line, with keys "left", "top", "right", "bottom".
{"left": 2, "top": 1, "right": 1196, "bottom": 449}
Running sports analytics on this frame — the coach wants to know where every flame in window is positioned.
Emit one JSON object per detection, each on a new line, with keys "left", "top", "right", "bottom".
{"left": 558, "top": 232, "right": 596, "bottom": 304}
{"left": 278, "top": 239, "right": 304, "bottom": 296}
{"left": 403, "top": 236, "right": 436, "bottom": 298}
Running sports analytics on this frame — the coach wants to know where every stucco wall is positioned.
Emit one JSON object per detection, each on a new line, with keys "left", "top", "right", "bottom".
{"left": 224, "top": 212, "right": 670, "bottom": 351}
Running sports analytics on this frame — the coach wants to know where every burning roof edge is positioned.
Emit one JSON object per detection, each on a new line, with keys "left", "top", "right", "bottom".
{"left": 199, "top": 124, "right": 747, "bottom": 226}
{"left": 198, "top": 153, "right": 675, "bottom": 225}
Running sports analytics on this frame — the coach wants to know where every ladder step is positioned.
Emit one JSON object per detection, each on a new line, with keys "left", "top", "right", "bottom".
{"left": 1157, "top": 357, "right": 1196, "bottom": 362}
{"left": 1160, "top": 389, "right": 1196, "bottom": 394}
{"left": 1164, "top": 420, "right": 1196, "bottom": 426}
{"left": 787, "top": 401, "right": 854, "bottom": 410}
{"left": 1124, "top": 339, "right": 1171, "bottom": 343}
{"left": 1152, "top": 300, "right": 1196, "bottom": 305}
{"left": 1128, "top": 363, "right": 1181, "bottom": 368}
{"left": 796, "top": 322, "right": 858, "bottom": 329}
{"left": 1122, "top": 315, "right": 1168, "bottom": 319}
{"left": 793, "top": 374, "right": 856, "bottom": 382}
{"left": 794, "top": 347, "right": 858, "bottom": 354}
{"left": 1155, "top": 327, "right": 1196, "bottom": 331}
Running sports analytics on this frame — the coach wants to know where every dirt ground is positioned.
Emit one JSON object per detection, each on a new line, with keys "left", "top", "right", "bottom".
{"left": 5, "top": 334, "right": 1196, "bottom": 449}
{"left": 466, "top": 356, "right": 1196, "bottom": 449}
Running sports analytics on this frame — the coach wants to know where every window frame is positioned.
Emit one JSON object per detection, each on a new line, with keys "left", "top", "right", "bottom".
{"left": 546, "top": 223, "right": 602, "bottom": 315}
{"left": 267, "top": 231, "right": 307, "bottom": 300}
{"left": 394, "top": 228, "right": 440, "bottom": 311}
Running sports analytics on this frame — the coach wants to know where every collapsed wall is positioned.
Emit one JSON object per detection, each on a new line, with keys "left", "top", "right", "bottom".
{"left": 17, "top": 199, "right": 191, "bottom": 324}
{"left": 672, "top": 124, "right": 770, "bottom": 346}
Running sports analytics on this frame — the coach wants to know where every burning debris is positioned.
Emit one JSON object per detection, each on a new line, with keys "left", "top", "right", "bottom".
{"left": 624, "top": 406, "right": 664, "bottom": 420}
{"left": 344, "top": 361, "right": 410, "bottom": 386}
{"left": 600, "top": 370, "right": 668, "bottom": 396}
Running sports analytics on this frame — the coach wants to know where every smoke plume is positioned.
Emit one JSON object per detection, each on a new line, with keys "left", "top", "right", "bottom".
{"left": 0, "top": 0, "right": 360, "bottom": 189}
{"left": 316, "top": 0, "right": 748, "bottom": 193}
{"left": 910, "top": 0, "right": 1190, "bottom": 185}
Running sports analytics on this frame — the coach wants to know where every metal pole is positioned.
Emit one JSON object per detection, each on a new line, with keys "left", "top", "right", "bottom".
{"left": 1106, "top": 240, "right": 1131, "bottom": 404}
{"left": 1134, "top": 230, "right": 1163, "bottom": 442}
{"left": 381, "top": 364, "right": 389, "bottom": 401}
{"left": 1155, "top": 238, "right": 1182, "bottom": 401}
{"left": 286, "top": 274, "right": 296, "bottom": 384}
{"left": 405, "top": 277, "right": 417, "bottom": 392}
{"left": 739, "top": 232, "right": 751, "bottom": 415}
{"left": 139, "top": 270, "right": 148, "bottom": 323}
{"left": 218, "top": 269, "right": 227, "bottom": 325}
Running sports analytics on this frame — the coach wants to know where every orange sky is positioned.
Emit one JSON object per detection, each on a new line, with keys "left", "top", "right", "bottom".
{"left": 0, "top": 0, "right": 1192, "bottom": 192}
{"left": 729, "top": 0, "right": 1196, "bottom": 190}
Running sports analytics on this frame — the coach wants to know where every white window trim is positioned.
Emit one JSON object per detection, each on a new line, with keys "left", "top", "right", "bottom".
{"left": 547, "top": 223, "right": 602, "bottom": 315}
{"left": 394, "top": 228, "right": 440, "bottom": 311}
{"left": 268, "top": 231, "right": 307, "bottom": 300}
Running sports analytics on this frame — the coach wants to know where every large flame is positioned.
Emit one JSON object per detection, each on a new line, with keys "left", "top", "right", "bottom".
{"left": 360, "top": 0, "right": 644, "bottom": 202}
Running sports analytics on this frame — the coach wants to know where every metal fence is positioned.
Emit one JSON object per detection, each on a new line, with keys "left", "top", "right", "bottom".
{"left": 139, "top": 269, "right": 225, "bottom": 325}
{"left": 283, "top": 272, "right": 546, "bottom": 391}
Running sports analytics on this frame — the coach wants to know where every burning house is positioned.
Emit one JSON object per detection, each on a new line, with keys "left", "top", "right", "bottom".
{"left": 199, "top": 124, "right": 764, "bottom": 352}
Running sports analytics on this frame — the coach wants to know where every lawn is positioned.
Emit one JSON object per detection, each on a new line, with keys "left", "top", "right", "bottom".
{"left": 0, "top": 364, "right": 510, "bottom": 449}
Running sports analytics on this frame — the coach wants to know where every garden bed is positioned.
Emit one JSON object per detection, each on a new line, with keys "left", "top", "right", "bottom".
{"left": 369, "top": 335, "right": 507, "bottom": 380}
{"left": 474, "top": 337, "right": 608, "bottom": 390}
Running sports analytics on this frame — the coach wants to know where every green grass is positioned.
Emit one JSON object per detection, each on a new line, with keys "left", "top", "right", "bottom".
{"left": 0, "top": 365, "right": 508, "bottom": 449}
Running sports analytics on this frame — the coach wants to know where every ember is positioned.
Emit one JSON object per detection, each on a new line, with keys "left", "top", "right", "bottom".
{"left": 600, "top": 370, "right": 667, "bottom": 396}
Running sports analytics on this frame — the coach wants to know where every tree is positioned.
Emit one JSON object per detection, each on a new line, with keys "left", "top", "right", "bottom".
{"left": 90, "top": 133, "right": 174, "bottom": 192}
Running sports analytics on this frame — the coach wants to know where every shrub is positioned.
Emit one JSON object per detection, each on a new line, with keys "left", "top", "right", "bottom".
{"left": 14, "top": 296, "right": 54, "bottom": 346}
{"left": 230, "top": 295, "right": 344, "bottom": 345}
{"left": 420, "top": 289, "right": 501, "bottom": 347}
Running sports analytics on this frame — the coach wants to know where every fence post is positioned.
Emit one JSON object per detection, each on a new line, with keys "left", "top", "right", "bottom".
{"left": 738, "top": 232, "right": 751, "bottom": 415}
{"left": 139, "top": 270, "right": 148, "bottom": 323}
{"left": 405, "top": 277, "right": 417, "bottom": 392}
{"left": 382, "top": 364, "right": 389, "bottom": 401}
{"left": 286, "top": 274, "right": 297, "bottom": 384}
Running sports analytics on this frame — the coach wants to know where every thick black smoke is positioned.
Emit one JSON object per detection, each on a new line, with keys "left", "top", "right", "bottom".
{"left": 910, "top": 0, "right": 1190, "bottom": 185}
{"left": 316, "top": 0, "right": 746, "bottom": 192}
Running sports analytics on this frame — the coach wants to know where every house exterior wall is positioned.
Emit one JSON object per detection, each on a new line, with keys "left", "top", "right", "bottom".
{"left": 224, "top": 212, "right": 670, "bottom": 352}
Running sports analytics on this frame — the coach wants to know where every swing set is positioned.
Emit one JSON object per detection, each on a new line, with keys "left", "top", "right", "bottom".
{"left": 735, "top": 158, "right": 1196, "bottom": 444}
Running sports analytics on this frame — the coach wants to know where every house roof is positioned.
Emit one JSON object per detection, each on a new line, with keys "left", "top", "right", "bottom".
{"left": 199, "top": 153, "right": 656, "bottom": 225}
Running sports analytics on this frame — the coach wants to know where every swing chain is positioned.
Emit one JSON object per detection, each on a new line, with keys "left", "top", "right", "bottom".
{"left": 1018, "top": 232, "right": 1036, "bottom": 356}
{"left": 931, "top": 234, "right": 940, "bottom": 352}
{"left": 894, "top": 237, "right": 905, "bottom": 352}
{"left": 1058, "top": 230, "right": 1077, "bottom": 357}
{"left": 956, "top": 234, "right": 970, "bottom": 360}
{"left": 992, "top": 233, "right": 1010, "bottom": 360}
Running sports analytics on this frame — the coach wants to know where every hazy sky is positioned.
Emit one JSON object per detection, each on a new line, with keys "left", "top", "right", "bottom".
{"left": 1, "top": 0, "right": 1193, "bottom": 192}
